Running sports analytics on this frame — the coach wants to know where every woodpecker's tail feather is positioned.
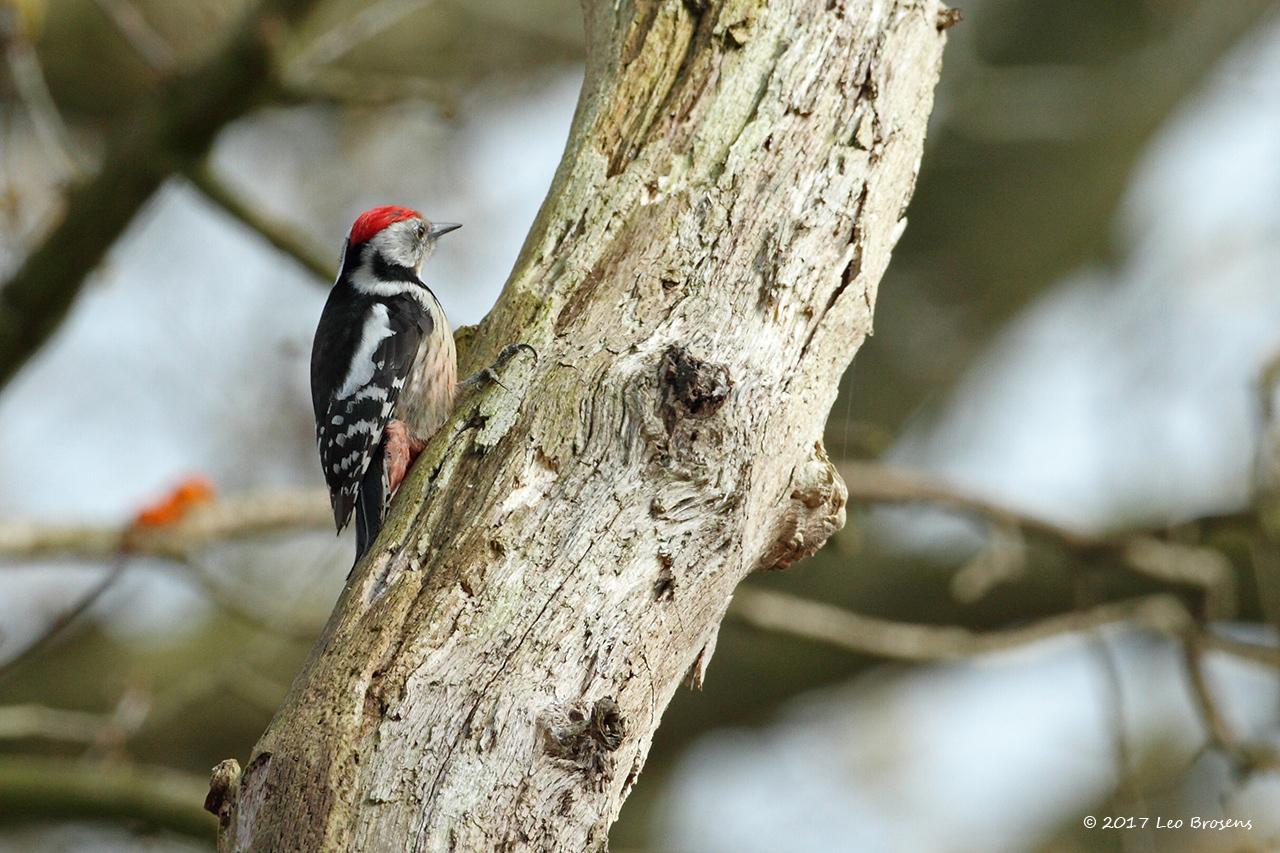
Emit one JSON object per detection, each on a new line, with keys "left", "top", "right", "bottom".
{"left": 353, "top": 437, "right": 391, "bottom": 565}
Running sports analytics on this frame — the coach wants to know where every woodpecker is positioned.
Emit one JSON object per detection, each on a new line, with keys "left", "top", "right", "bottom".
{"left": 311, "top": 205, "right": 461, "bottom": 561}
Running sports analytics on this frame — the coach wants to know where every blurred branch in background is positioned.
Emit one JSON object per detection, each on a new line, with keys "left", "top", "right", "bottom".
{"left": 0, "top": 5, "right": 86, "bottom": 180}
{"left": 1178, "top": 635, "right": 1277, "bottom": 777}
{"left": 0, "top": 559, "right": 126, "bottom": 682}
{"left": 0, "top": 755, "right": 214, "bottom": 840}
{"left": 91, "top": 0, "right": 177, "bottom": 76}
{"left": 854, "top": 0, "right": 1279, "bottom": 440}
{"left": 729, "top": 588, "right": 1279, "bottom": 668}
{"left": 187, "top": 160, "right": 333, "bottom": 280}
{"left": 0, "top": 490, "right": 330, "bottom": 562}
{"left": 3, "top": 467, "right": 1273, "bottom": 672}
{"left": 0, "top": 0, "right": 320, "bottom": 391}
{"left": 0, "top": 472, "right": 1275, "bottom": 831}
{"left": 0, "top": 489, "right": 330, "bottom": 681}
{"left": 283, "top": 0, "right": 439, "bottom": 89}
{"left": 729, "top": 586, "right": 1280, "bottom": 774}
{"left": 0, "top": 704, "right": 127, "bottom": 746}
{"left": 839, "top": 460, "right": 1240, "bottom": 616}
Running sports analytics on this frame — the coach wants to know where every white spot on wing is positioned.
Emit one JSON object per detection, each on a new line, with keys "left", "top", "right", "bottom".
{"left": 337, "top": 303, "right": 394, "bottom": 398}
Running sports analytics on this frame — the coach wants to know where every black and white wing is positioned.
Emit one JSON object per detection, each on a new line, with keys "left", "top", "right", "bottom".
{"left": 311, "top": 292, "right": 431, "bottom": 532}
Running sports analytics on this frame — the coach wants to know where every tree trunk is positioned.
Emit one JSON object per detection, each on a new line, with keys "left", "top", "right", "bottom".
{"left": 216, "top": 0, "right": 947, "bottom": 848}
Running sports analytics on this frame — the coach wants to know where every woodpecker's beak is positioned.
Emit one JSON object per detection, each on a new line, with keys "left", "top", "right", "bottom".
{"left": 430, "top": 223, "right": 462, "bottom": 239}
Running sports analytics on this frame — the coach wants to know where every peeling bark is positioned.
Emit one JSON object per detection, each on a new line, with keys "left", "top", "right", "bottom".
{"left": 218, "top": 0, "right": 946, "bottom": 848}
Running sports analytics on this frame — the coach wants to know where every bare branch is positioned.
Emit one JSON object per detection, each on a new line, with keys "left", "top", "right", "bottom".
{"left": 92, "top": 0, "right": 177, "bottom": 76}
{"left": 0, "top": 559, "right": 127, "bottom": 682}
{"left": 187, "top": 162, "right": 334, "bottom": 281}
{"left": 730, "top": 587, "right": 1280, "bottom": 670}
{"left": 0, "top": 489, "right": 331, "bottom": 562}
{"left": 0, "top": 704, "right": 117, "bottom": 744}
{"left": 0, "top": 13, "right": 87, "bottom": 178}
{"left": 1180, "top": 636, "right": 1280, "bottom": 775}
{"left": 839, "top": 460, "right": 1237, "bottom": 614}
{"left": 285, "top": 67, "right": 462, "bottom": 110}
{"left": 728, "top": 587, "right": 1198, "bottom": 663}
{"left": 182, "top": 556, "right": 323, "bottom": 642}
{"left": 0, "top": 755, "right": 214, "bottom": 838}
{"left": 285, "top": 0, "right": 439, "bottom": 84}
{"left": 0, "top": 0, "right": 320, "bottom": 391}
{"left": 841, "top": 459, "right": 1098, "bottom": 547}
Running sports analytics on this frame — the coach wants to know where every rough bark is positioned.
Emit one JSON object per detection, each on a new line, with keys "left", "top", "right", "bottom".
{"left": 220, "top": 0, "right": 946, "bottom": 848}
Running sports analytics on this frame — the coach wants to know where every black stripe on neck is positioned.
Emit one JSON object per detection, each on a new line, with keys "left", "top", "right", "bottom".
{"left": 370, "top": 252, "right": 421, "bottom": 284}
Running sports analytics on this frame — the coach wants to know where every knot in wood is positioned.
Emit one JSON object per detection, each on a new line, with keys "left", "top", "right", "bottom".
{"left": 543, "top": 698, "right": 626, "bottom": 778}
{"left": 757, "top": 442, "right": 848, "bottom": 571}
{"left": 204, "top": 758, "right": 242, "bottom": 826}
{"left": 659, "top": 346, "right": 732, "bottom": 431}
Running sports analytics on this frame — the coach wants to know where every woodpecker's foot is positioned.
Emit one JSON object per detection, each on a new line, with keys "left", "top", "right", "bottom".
{"left": 384, "top": 419, "right": 427, "bottom": 493}
{"left": 459, "top": 343, "right": 538, "bottom": 393}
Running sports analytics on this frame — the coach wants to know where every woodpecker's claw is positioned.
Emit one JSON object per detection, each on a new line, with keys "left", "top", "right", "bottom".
{"left": 384, "top": 419, "right": 426, "bottom": 494}
{"left": 459, "top": 343, "right": 538, "bottom": 393}
{"left": 496, "top": 342, "right": 538, "bottom": 364}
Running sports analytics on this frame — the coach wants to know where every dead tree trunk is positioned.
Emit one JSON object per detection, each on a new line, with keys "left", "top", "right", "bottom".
{"left": 214, "top": 0, "right": 947, "bottom": 848}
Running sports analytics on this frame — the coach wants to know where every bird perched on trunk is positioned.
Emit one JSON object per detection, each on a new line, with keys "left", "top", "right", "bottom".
{"left": 310, "top": 205, "right": 461, "bottom": 561}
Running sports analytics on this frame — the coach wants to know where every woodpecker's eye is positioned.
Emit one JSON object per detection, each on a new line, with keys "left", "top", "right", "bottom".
{"left": 416, "top": 222, "right": 427, "bottom": 239}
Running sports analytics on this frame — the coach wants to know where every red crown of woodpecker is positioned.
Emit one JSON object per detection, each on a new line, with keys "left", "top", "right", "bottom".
{"left": 349, "top": 205, "right": 422, "bottom": 246}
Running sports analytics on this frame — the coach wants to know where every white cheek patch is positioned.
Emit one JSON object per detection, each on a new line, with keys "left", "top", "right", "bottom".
{"left": 370, "top": 221, "right": 422, "bottom": 269}
{"left": 337, "top": 304, "right": 393, "bottom": 398}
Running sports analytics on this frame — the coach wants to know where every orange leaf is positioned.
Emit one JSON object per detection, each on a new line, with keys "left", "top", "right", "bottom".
{"left": 133, "top": 476, "right": 217, "bottom": 527}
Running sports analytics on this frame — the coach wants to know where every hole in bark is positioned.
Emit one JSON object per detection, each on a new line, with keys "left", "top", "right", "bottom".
{"left": 654, "top": 552, "right": 676, "bottom": 600}
{"left": 590, "top": 698, "right": 625, "bottom": 749}
{"left": 840, "top": 243, "right": 863, "bottom": 289}
{"left": 659, "top": 346, "right": 732, "bottom": 431}
{"left": 543, "top": 698, "right": 626, "bottom": 779}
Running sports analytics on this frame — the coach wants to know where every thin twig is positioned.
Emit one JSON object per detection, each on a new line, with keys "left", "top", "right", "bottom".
{"left": 839, "top": 460, "right": 1096, "bottom": 547}
{"left": 286, "top": 0, "right": 439, "bottom": 82}
{"left": 728, "top": 587, "right": 1197, "bottom": 663}
{"left": 187, "top": 163, "right": 334, "bottom": 281}
{"left": 0, "top": 559, "right": 128, "bottom": 682}
{"left": 1090, "top": 633, "right": 1154, "bottom": 845}
{"left": 1199, "top": 632, "right": 1280, "bottom": 669}
{"left": 0, "top": 704, "right": 116, "bottom": 744}
{"left": 1178, "top": 636, "right": 1280, "bottom": 775}
{"left": 287, "top": 67, "right": 461, "bottom": 111}
{"left": 182, "top": 556, "right": 322, "bottom": 643}
{"left": 839, "top": 460, "right": 1237, "bottom": 615}
{"left": 92, "top": 0, "right": 176, "bottom": 75}
{"left": 730, "top": 587, "right": 1280, "bottom": 671}
{"left": 0, "top": 15, "right": 87, "bottom": 178}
